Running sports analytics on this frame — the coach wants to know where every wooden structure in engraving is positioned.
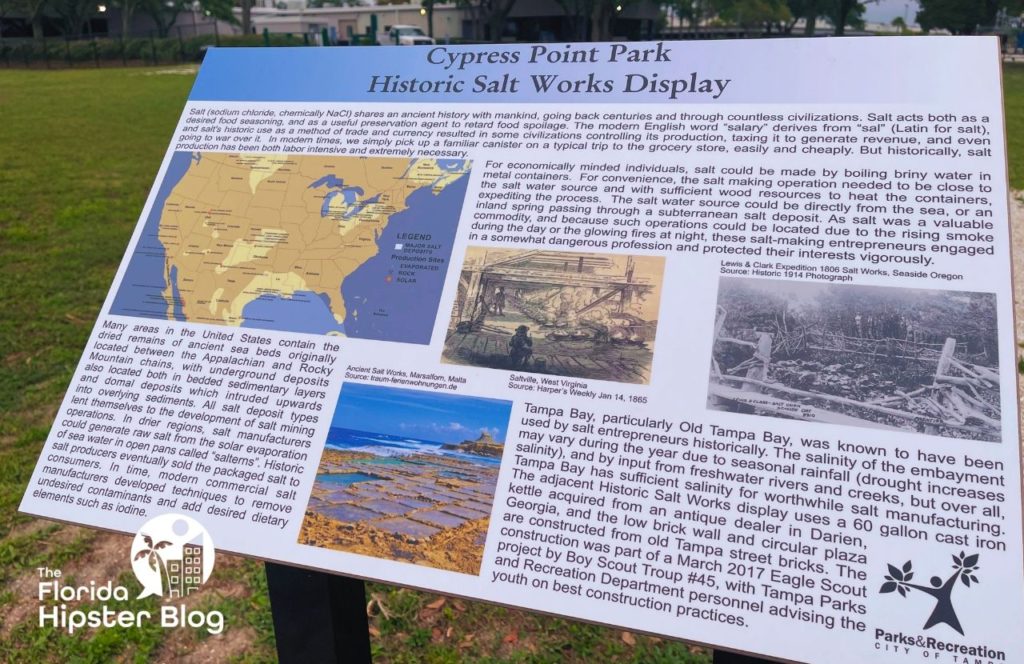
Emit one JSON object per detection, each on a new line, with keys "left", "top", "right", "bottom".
{"left": 444, "top": 251, "right": 660, "bottom": 384}
{"left": 453, "top": 251, "right": 652, "bottom": 326}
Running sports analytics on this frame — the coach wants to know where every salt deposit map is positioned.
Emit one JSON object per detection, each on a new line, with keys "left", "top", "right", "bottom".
{"left": 111, "top": 153, "right": 471, "bottom": 343}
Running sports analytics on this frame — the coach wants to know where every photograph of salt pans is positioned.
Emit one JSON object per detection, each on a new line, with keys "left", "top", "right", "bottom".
{"left": 299, "top": 383, "right": 513, "bottom": 574}
{"left": 708, "top": 278, "right": 1001, "bottom": 442}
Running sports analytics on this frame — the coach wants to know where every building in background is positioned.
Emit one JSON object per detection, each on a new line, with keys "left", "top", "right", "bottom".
{"left": 245, "top": 1, "right": 659, "bottom": 44}
{"left": 0, "top": 0, "right": 658, "bottom": 42}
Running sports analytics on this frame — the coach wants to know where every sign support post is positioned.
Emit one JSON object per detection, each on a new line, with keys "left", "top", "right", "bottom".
{"left": 265, "top": 563, "right": 372, "bottom": 664}
{"left": 264, "top": 566, "right": 775, "bottom": 664}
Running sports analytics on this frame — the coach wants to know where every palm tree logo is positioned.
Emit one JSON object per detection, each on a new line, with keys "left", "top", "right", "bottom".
{"left": 134, "top": 533, "right": 172, "bottom": 596}
{"left": 880, "top": 551, "right": 980, "bottom": 635}
{"left": 130, "top": 514, "right": 216, "bottom": 599}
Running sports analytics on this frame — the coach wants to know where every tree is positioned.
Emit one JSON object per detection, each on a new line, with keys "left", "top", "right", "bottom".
{"left": 0, "top": 0, "right": 10, "bottom": 38}
{"left": 51, "top": 0, "right": 95, "bottom": 36}
{"left": 663, "top": 0, "right": 711, "bottom": 32}
{"left": 201, "top": 0, "right": 234, "bottom": 25}
{"left": 421, "top": 0, "right": 434, "bottom": 36}
{"left": 785, "top": 0, "right": 821, "bottom": 34}
{"left": 916, "top": 0, "right": 1019, "bottom": 33}
{"left": 825, "top": 0, "right": 866, "bottom": 34}
{"left": 673, "top": 0, "right": 794, "bottom": 33}
{"left": 134, "top": 533, "right": 173, "bottom": 596}
{"left": 139, "top": 0, "right": 233, "bottom": 38}
{"left": 240, "top": 0, "right": 249, "bottom": 34}
{"left": 555, "top": 0, "right": 590, "bottom": 39}
{"left": 138, "top": 0, "right": 182, "bottom": 37}
{"left": 880, "top": 552, "right": 980, "bottom": 635}
{"left": 891, "top": 14, "right": 907, "bottom": 31}
{"left": 112, "top": 0, "right": 143, "bottom": 36}
{"left": 712, "top": 0, "right": 792, "bottom": 31}
{"left": 306, "top": 0, "right": 362, "bottom": 6}
{"left": 591, "top": 0, "right": 637, "bottom": 41}
{"left": 774, "top": 0, "right": 870, "bottom": 35}
{"left": 556, "top": 0, "right": 632, "bottom": 40}
{"left": 457, "top": 0, "right": 518, "bottom": 41}
{"left": 10, "top": 0, "right": 51, "bottom": 39}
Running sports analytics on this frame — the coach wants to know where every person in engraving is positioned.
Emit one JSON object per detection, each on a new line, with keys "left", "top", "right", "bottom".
{"left": 494, "top": 287, "right": 506, "bottom": 316}
{"left": 509, "top": 325, "right": 532, "bottom": 367}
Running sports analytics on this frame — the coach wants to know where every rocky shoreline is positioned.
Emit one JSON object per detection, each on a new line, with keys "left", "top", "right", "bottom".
{"left": 299, "top": 448, "right": 499, "bottom": 575}
{"left": 440, "top": 431, "right": 504, "bottom": 458}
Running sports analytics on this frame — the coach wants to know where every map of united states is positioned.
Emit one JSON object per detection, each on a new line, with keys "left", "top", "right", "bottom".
{"left": 111, "top": 152, "right": 471, "bottom": 344}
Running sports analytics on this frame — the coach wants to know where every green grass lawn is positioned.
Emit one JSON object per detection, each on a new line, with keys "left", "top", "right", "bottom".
{"left": 0, "top": 67, "right": 195, "bottom": 566}
{"left": 1005, "top": 63, "right": 1024, "bottom": 189}
{"left": 1, "top": 62, "right": 1022, "bottom": 662}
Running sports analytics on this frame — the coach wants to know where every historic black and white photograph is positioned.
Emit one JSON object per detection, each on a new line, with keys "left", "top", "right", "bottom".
{"left": 707, "top": 277, "right": 1001, "bottom": 442}
{"left": 442, "top": 249, "right": 665, "bottom": 384}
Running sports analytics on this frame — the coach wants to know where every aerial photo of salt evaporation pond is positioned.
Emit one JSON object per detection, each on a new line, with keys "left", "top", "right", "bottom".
{"left": 299, "top": 383, "right": 513, "bottom": 574}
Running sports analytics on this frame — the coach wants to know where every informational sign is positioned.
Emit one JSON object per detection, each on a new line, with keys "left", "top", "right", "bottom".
{"left": 21, "top": 37, "right": 1022, "bottom": 663}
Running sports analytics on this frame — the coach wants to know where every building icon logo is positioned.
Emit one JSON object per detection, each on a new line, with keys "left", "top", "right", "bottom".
{"left": 130, "top": 514, "right": 215, "bottom": 599}
{"left": 879, "top": 551, "right": 980, "bottom": 635}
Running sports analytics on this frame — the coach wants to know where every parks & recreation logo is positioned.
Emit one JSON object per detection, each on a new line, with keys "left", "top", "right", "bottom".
{"left": 37, "top": 513, "right": 224, "bottom": 635}
{"left": 874, "top": 551, "right": 1006, "bottom": 662}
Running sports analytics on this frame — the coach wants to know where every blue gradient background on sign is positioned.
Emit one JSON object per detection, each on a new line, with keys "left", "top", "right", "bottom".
{"left": 188, "top": 37, "right": 998, "bottom": 105}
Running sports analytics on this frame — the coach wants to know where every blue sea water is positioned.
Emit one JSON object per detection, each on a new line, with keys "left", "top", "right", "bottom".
{"left": 309, "top": 174, "right": 361, "bottom": 192}
{"left": 326, "top": 427, "right": 500, "bottom": 466}
{"left": 341, "top": 169, "right": 470, "bottom": 344}
{"left": 437, "top": 159, "right": 466, "bottom": 172}
{"left": 316, "top": 472, "right": 380, "bottom": 487}
{"left": 241, "top": 291, "right": 345, "bottom": 335}
{"left": 109, "top": 151, "right": 195, "bottom": 319}
{"left": 319, "top": 187, "right": 365, "bottom": 217}
{"left": 169, "top": 266, "right": 185, "bottom": 321}
{"left": 328, "top": 192, "right": 380, "bottom": 222}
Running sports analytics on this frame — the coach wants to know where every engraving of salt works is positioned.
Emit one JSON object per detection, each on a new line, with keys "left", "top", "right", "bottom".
{"left": 442, "top": 248, "right": 665, "bottom": 385}
{"left": 299, "top": 383, "right": 512, "bottom": 575}
{"left": 707, "top": 277, "right": 1001, "bottom": 442}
